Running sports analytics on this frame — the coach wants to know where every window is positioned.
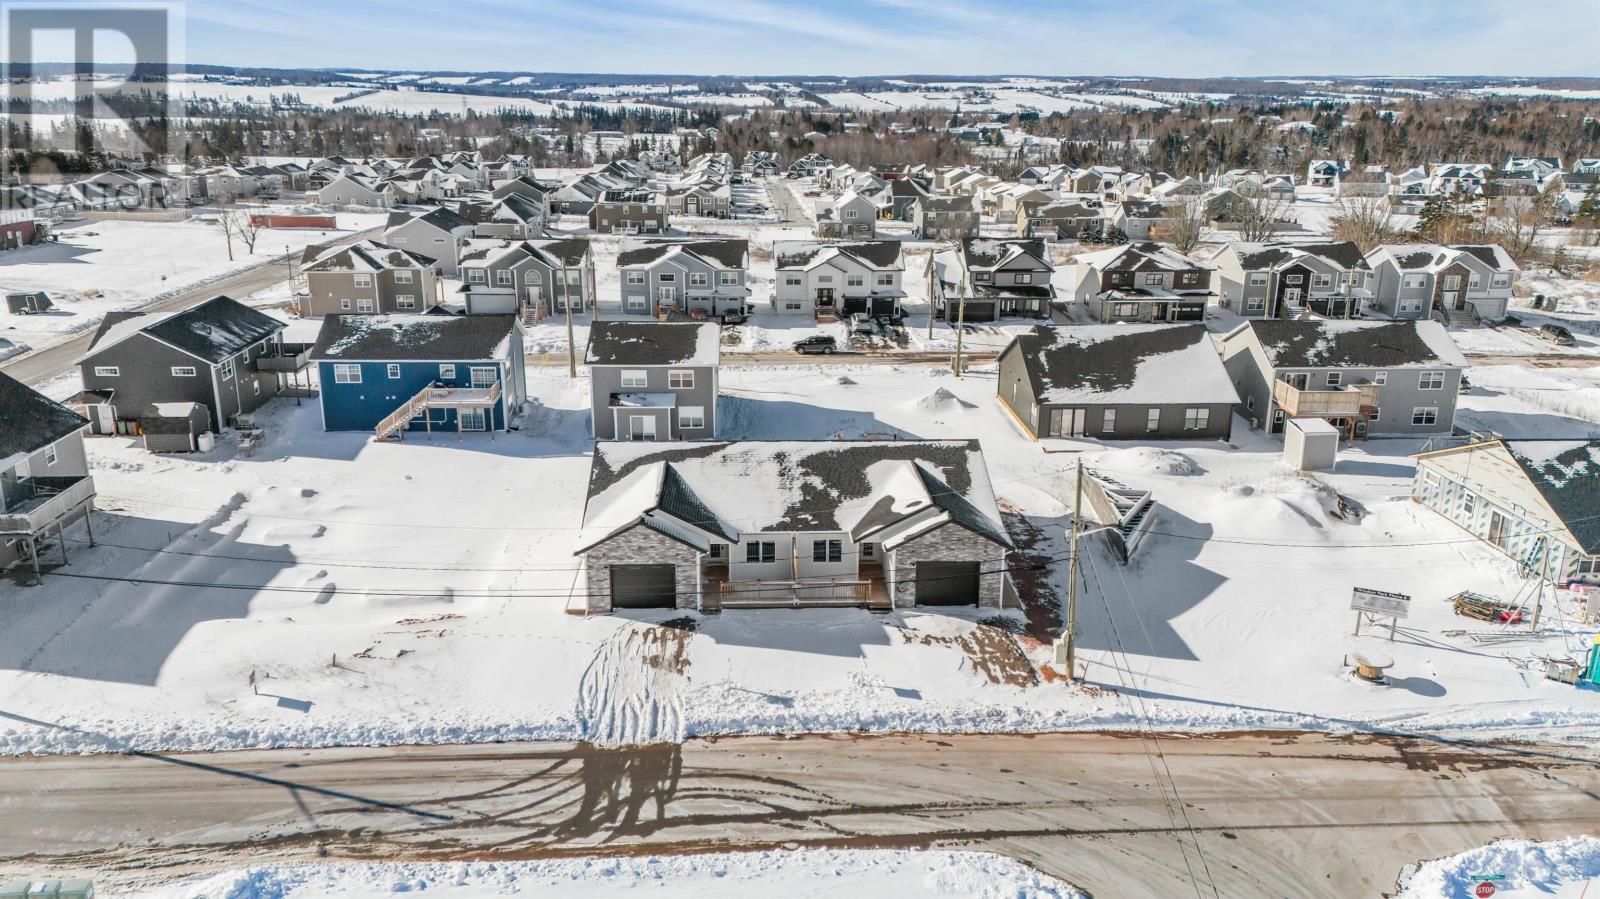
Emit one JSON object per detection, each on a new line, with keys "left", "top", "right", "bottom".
{"left": 171, "top": 366, "right": 197, "bottom": 377}
{"left": 1374, "top": 371, "right": 1387, "bottom": 385}
{"left": 626, "top": 271, "right": 645, "bottom": 284}
{"left": 340, "top": 298, "right": 352, "bottom": 311}
{"left": 1469, "top": 275, "right": 1481, "bottom": 289}
{"left": 818, "top": 275, "right": 833, "bottom": 284}
{"left": 438, "top": 364, "right": 456, "bottom": 380}
{"left": 1412, "top": 407, "right": 1438, "bottom": 426}
{"left": 1246, "top": 297, "right": 1264, "bottom": 311}
{"left": 387, "top": 363, "right": 401, "bottom": 379}
{"left": 1245, "top": 395, "right": 1255, "bottom": 411}
{"left": 466, "top": 268, "right": 485, "bottom": 284}
{"left": 719, "top": 271, "right": 739, "bottom": 285}
{"left": 526, "top": 271, "right": 544, "bottom": 286}
{"left": 1285, "top": 274, "right": 1303, "bottom": 285}
{"left": 1443, "top": 275, "right": 1461, "bottom": 290}
{"left": 496, "top": 270, "right": 513, "bottom": 286}
{"left": 812, "top": 539, "right": 843, "bottom": 563}
{"left": 1102, "top": 409, "right": 1116, "bottom": 432}
{"left": 396, "top": 295, "right": 416, "bottom": 310}
{"left": 1403, "top": 274, "right": 1427, "bottom": 289}
{"left": 395, "top": 270, "right": 414, "bottom": 284}
{"left": 471, "top": 367, "right": 497, "bottom": 388}
{"left": 621, "top": 370, "right": 647, "bottom": 388}
{"left": 1143, "top": 273, "right": 1163, "bottom": 286}
{"left": 1147, "top": 409, "right": 1161, "bottom": 432}
{"left": 679, "top": 405, "right": 705, "bottom": 430}
{"left": 784, "top": 275, "right": 803, "bottom": 286}
{"left": 658, "top": 273, "right": 676, "bottom": 282}
{"left": 1248, "top": 273, "right": 1268, "bottom": 286}
{"left": 626, "top": 296, "right": 647, "bottom": 312}
{"left": 1326, "top": 372, "right": 1342, "bottom": 387}
{"left": 1016, "top": 273, "right": 1033, "bottom": 285}
{"left": 1491, "top": 274, "right": 1511, "bottom": 288}
{"left": 844, "top": 209, "right": 858, "bottom": 219}
{"left": 1311, "top": 274, "right": 1332, "bottom": 289}
{"left": 668, "top": 370, "right": 694, "bottom": 389}
{"left": 93, "top": 366, "right": 120, "bottom": 377}
{"left": 784, "top": 301, "right": 803, "bottom": 311}
{"left": 847, "top": 275, "right": 864, "bottom": 287}
{"left": 357, "top": 298, "right": 375, "bottom": 313}
{"left": 1184, "top": 408, "right": 1210, "bottom": 430}
{"left": 44, "top": 445, "right": 58, "bottom": 466}
{"left": 876, "top": 273, "right": 894, "bottom": 286}
{"left": 690, "top": 272, "right": 709, "bottom": 287}
{"left": 220, "top": 359, "right": 234, "bottom": 381}
{"left": 354, "top": 274, "right": 373, "bottom": 288}
{"left": 746, "top": 541, "right": 776, "bottom": 564}
{"left": 1419, "top": 370, "right": 1445, "bottom": 390}
{"left": 333, "top": 363, "right": 361, "bottom": 384}
{"left": 1369, "top": 406, "right": 1381, "bottom": 422}
{"left": 1114, "top": 303, "right": 1138, "bottom": 317}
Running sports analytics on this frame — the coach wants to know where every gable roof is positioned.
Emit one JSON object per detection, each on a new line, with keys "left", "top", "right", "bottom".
{"left": 310, "top": 314, "right": 516, "bottom": 361}
{"left": 1076, "top": 241, "right": 1209, "bottom": 273}
{"left": 302, "top": 240, "right": 436, "bottom": 273}
{"left": 1007, "top": 324, "right": 1239, "bottom": 406}
{"left": 585, "top": 321, "right": 720, "bottom": 367}
{"left": 0, "top": 371, "right": 87, "bottom": 464}
{"left": 1503, "top": 440, "right": 1600, "bottom": 554}
{"left": 774, "top": 239, "right": 904, "bottom": 270}
{"left": 616, "top": 238, "right": 748, "bottom": 270}
{"left": 961, "top": 238, "right": 1051, "bottom": 272}
{"left": 81, "top": 296, "right": 285, "bottom": 365}
{"left": 1231, "top": 240, "right": 1369, "bottom": 271}
{"left": 390, "top": 205, "right": 472, "bottom": 233}
{"left": 1239, "top": 319, "right": 1467, "bottom": 369}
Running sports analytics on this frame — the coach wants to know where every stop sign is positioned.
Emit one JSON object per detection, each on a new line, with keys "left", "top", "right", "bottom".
{"left": 1475, "top": 882, "right": 1496, "bottom": 898}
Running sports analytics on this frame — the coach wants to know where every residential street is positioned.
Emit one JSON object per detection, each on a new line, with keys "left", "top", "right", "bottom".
{"left": 5, "top": 731, "right": 1596, "bottom": 897}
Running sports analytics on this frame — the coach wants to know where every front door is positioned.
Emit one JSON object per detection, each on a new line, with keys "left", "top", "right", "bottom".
{"left": 629, "top": 415, "right": 657, "bottom": 441}
{"left": 1283, "top": 288, "right": 1303, "bottom": 307}
{"left": 1444, "top": 291, "right": 1463, "bottom": 310}
{"left": 657, "top": 286, "right": 676, "bottom": 309}
{"left": 1488, "top": 512, "right": 1508, "bottom": 549}
{"left": 1286, "top": 373, "right": 1309, "bottom": 390}
{"left": 94, "top": 404, "right": 115, "bottom": 435}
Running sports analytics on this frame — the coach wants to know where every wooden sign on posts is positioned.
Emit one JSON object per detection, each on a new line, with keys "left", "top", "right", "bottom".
{"left": 1352, "top": 587, "right": 1410, "bottom": 641}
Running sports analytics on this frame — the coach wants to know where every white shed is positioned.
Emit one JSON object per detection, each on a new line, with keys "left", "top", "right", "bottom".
{"left": 1285, "top": 418, "right": 1340, "bottom": 471}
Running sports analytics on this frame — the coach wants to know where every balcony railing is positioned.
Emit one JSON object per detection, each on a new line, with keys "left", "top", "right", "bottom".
{"left": 255, "top": 342, "right": 314, "bottom": 373}
{"left": 1273, "top": 379, "right": 1380, "bottom": 418}
{"left": 0, "top": 475, "right": 96, "bottom": 535}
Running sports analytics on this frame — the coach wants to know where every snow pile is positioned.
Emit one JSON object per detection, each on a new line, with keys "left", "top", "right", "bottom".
{"left": 1217, "top": 471, "right": 1362, "bottom": 527}
{"left": 0, "top": 337, "right": 29, "bottom": 362}
{"left": 127, "top": 850, "right": 1084, "bottom": 899}
{"left": 1398, "top": 836, "right": 1600, "bottom": 898}
{"left": 908, "top": 387, "right": 976, "bottom": 414}
{"left": 1089, "top": 446, "right": 1199, "bottom": 477}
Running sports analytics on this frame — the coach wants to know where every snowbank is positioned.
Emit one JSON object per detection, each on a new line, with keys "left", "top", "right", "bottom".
{"left": 127, "top": 850, "right": 1084, "bottom": 899}
{"left": 1399, "top": 836, "right": 1600, "bottom": 898}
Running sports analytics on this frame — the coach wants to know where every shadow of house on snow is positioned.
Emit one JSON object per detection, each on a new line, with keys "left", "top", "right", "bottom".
{"left": 0, "top": 500, "right": 297, "bottom": 687}
{"left": 717, "top": 395, "right": 919, "bottom": 441}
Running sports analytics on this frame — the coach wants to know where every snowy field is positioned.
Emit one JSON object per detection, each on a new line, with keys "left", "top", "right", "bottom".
{"left": 1399, "top": 836, "right": 1600, "bottom": 898}
{"left": 126, "top": 850, "right": 1081, "bottom": 899}
{"left": 0, "top": 211, "right": 384, "bottom": 354}
{"left": 5, "top": 357, "right": 1600, "bottom": 756}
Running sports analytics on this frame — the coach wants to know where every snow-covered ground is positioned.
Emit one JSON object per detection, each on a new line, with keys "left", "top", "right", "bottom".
{"left": 127, "top": 850, "right": 1082, "bottom": 899}
{"left": 0, "top": 211, "right": 384, "bottom": 354}
{"left": 1399, "top": 836, "right": 1600, "bottom": 898}
{"left": 5, "top": 358, "right": 1600, "bottom": 756}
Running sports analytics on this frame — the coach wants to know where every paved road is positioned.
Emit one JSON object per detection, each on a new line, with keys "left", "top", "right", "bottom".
{"left": 3, "top": 731, "right": 1596, "bottom": 897}
{"left": 765, "top": 175, "right": 813, "bottom": 225}
{"left": 1463, "top": 352, "right": 1600, "bottom": 369}
{"left": 0, "top": 226, "right": 382, "bottom": 387}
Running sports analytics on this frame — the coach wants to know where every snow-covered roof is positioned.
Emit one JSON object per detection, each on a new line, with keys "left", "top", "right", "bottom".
{"left": 774, "top": 240, "right": 903, "bottom": 270}
{"left": 1075, "top": 241, "right": 1209, "bottom": 274}
{"left": 79, "top": 296, "right": 285, "bottom": 365}
{"left": 585, "top": 321, "right": 720, "bottom": 367}
{"left": 1007, "top": 324, "right": 1239, "bottom": 406}
{"left": 1239, "top": 320, "right": 1467, "bottom": 369}
{"left": 310, "top": 314, "right": 516, "bottom": 361}
{"left": 576, "top": 440, "right": 1011, "bottom": 553}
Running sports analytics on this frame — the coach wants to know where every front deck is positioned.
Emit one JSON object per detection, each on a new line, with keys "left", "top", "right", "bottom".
{"left": 701, "top": 562, "right": 893, "bottom": 611}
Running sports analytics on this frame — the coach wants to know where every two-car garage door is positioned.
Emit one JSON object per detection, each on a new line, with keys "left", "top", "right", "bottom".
{"left": 914, "top": 561, "right": 981, "bottom": 606}
{"left": 609, "top": 564, "right": 677, "bottom": 609}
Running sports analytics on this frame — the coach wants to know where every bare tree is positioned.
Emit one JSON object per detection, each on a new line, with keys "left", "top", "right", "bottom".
{"left": 216, "top": 198, "right": 262, "bottom": 259}
{"left": 215, "top": 194, "right": 239, "bottom": 261}
{"left": 237, "top": 209, "right": 263, "bottom": 254}
{"left": 1235, "top": 196, "right": 1294, "bottom": 243}
{"left": 1491, "top": 181, "right": 1561, "bottom": 266}
{"left": 1162, "top": 197, "right": 1207, "bottom": 254}
{"left": 1328, "top": 194, "right": 1399, "bottom": 252}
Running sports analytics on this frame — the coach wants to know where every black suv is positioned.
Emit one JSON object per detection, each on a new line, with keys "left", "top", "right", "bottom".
{"left": 793, "top": 335, "right": 837, "bottom": 354}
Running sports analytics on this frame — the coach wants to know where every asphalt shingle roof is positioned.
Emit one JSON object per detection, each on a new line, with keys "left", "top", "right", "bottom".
{"left": 311, "top": 314, "right": 516, "bottom": 361}
{"left": 0, "top": 371, "right": 87, "bottom": 461}
{"left": 1504, "top": 440, "right": 1600, "bottom": 554}
{"left": 585, "top": 321, "right": 720, "bottom": 367}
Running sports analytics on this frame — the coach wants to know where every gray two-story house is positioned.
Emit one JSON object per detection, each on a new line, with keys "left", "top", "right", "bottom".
{"left": 617, "top": 238, "right": 749, "bottom": 317}
{"left": 457, "top": 237, "right": 596, "bottom": 319}
{"left": 383, "top": 206, "right": 475, "bottom": 276}
{"left": 1071, "top": 242, "right": 1213, "bottom": 323}
{"left": 1219, "top": 319, "right": 1468, "bottom": 439}
{"left": 931, "top": 238, "right": 1055, "bottom": 321}
{"left": 588, "top": 189, "right": 669, "bottom": 235}
{"left": 912, "top": 194, "right": 980, "bottom": 239}
{"left": 299, "top": 240, "right": 442, "bottom": 317}
{"left": 1204, "top": 241, "right": 1372, "bottom": 319}
{"left": 76, "top": 296, "right": 291, "bottom": 432}
{"left": 586, "top": 321, "right": 721, "bottom": 441}
{"left": 998, "top": 324, "right": 1239, "bottom": 441}
{"left": 773, "top": 240, "right": 904, "bottom": 318}
{"left": 1, "top": 371, "right": 96, "bottom": 575}
{"left": 1365, "top": 244, "right": 1519, "bottom": 324}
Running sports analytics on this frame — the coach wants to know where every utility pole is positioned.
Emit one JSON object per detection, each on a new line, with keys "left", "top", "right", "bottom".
{"left": 1060, "top": 459, "right": 1084, "bottom": 680}
{"left": 952, "top": 242, "right": 968, "bottom": 377}
{"left": 562, "top": 259, "right": 576, "bottom": 378}
{"left": 926, "top": 248, "right": 937, "bottom": 341}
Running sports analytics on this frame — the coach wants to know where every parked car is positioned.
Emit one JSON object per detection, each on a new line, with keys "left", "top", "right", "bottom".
{"left": 793, "top": 335, "right": 837, "bottom": 354}
{"left": 721, "top": 308, "right": 749, "bottom": 325}
{"left": 849, "top": 313, "right": 874, "bottom": 334}
{"left": 1538, "top": 324, "right": 1577, "bottom": 347}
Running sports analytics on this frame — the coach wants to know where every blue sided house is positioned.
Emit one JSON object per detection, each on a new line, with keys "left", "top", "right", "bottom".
{"left": 310, "top": 314, "right": 526, "bottom": 437}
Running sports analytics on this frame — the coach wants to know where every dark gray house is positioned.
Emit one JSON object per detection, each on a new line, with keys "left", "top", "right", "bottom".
{"left": 76, "top": 296, "right": 290, "bottom": 432}
{"left": 932, "top": 238, "right": 1055, "bottom": 321}
{"left": 0, "top": 371, "right": 95, "bottom": 574}
{"left": 998, "top": 325, "right": 1238, "bottom": 440}
{"left": 586, "top": 321, "right": 720, "bottom": 441}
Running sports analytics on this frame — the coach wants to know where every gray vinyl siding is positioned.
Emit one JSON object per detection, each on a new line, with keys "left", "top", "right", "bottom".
{"left": 0, "top": 430, "right": 91, "bottom": 567}
{"left": 302, "top": 268, "right": 439, "bottom": 317}
{"left": 385, "top": 219, "right": 465, "bottom": 274}
{"left": 589, "top": 203, "right": 667, "bottom": 234}
{"left": 589, "top": 364, "right": 717, "bottom": 440}
{"left": 80, "top": 331, "right": 282, "bottom": 428}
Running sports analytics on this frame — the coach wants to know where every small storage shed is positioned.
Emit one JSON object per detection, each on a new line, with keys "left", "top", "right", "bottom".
{"left": 139, "top": 402, "right": 212, "bottom": 453}
{"left": 5, "top": 291, "right": 53, "bottom": 315}
{"left": 1285, "top": 417, "right": 1340, "bottom": 471}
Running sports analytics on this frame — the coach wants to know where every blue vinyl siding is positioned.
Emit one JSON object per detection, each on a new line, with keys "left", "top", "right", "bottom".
{"left": 316, "top": 359, "right": 507, "bottom": 431}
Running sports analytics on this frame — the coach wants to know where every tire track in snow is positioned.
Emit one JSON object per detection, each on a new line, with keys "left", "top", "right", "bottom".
{"left": 576, "top": 624, "right": 691, "bottom": 746}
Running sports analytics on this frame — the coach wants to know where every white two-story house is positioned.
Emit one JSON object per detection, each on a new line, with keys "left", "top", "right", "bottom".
{"left": 773, "top": 240, "right": 905, "bottom": 318}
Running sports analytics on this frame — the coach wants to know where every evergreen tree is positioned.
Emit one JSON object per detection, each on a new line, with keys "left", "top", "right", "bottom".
{"left": 1415, "top": 192, "right": 1449, "bottom": 240}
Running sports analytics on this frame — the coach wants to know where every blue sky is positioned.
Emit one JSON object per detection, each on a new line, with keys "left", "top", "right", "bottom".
{"left": 172, "top": 0, "right": 1595, "bottom": 76}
